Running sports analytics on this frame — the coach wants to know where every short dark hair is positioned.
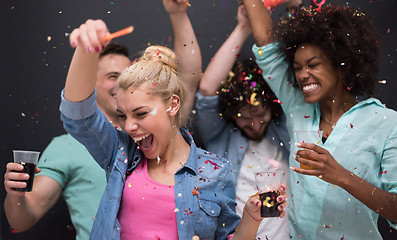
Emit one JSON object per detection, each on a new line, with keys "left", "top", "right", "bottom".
{"left": 274, "top": 3, "right": 381, "bottom": 97}
{"left": 99, "top": 42, "right": 129, "bottom": 59}
{"left": 218, "top": 60, "right": 283, "bottom": 122}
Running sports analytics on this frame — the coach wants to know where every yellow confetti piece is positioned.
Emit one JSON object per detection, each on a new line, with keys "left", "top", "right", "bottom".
{"left": 128, "top": 183, "right": 131, "bottom": 188}
{"left": 47, "top": 36, "right": 52, "bottom": 41}
{"left": 258, "top": 49, "right": 263, "bottom": 56}
{"left": 250, "top": 92, "right": 260, "bottom": 106}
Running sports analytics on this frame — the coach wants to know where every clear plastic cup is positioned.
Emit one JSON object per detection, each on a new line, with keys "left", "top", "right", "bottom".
{"left": 13, "top": 150, "right": 40, "bottom": 192}
{"left": 254, "top": 170, "right": 284, "bottom": 218}
{"left": 294, "top": 130, "right": 323, "bottom": 170}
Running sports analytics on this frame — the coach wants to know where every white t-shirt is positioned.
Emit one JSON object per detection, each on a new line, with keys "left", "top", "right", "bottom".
{"left": 236, "top": 138, "right": 289, "bottom": 240}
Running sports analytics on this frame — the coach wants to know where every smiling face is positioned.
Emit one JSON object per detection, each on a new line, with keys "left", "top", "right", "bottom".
{"left": 116, "top": 87, "right": 178, "bottom": 159}
{"left": 293, "top": 44, "right": 344, "bottom": 104}
{"left": 96, "top": 54, "right": 130, "bottom": 121}
{"left": 234, "top": 102, "right": 272, "bottom": 141}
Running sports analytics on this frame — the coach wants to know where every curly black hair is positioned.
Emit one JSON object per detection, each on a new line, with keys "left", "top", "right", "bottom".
{"left": 218, "top": 60, "right": 282, "bottom": 122}
{"left": 274, "top": 3, "right": 381, "bottom": 96}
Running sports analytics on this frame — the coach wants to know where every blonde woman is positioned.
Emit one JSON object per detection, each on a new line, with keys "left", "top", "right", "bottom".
{"left": 60, "top": 18, "right": 287, "bottom": 240}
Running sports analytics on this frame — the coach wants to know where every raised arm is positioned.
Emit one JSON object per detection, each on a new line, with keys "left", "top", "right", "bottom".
{"left": 199, "top": 5, "right": 251, "bottom": 97}
{"left": 4, "top": 164, "right": 62, "bottom": 232}
{"left": 163, "top": 0, "right": 202, "bottom": 125}
{"left": 242, "top": 0, "right": 273, "bottom": 46}
{"left": 64, "top": 20, "right": 110, "bottom": 102}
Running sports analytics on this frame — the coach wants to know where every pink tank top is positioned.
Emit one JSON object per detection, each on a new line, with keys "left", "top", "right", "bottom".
{"left": 118, "top": 158, "right": 178, "bottom": 239}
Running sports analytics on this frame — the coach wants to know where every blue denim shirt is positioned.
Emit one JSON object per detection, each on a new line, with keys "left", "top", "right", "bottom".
{"left": 60, "top": 90, "right": 240, "bottom": 240}
{"left": 195, "top": 93, "right": 290, "bottom": 181}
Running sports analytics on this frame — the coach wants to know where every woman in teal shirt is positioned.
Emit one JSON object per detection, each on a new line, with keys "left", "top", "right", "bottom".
{"left": 243, "top": 1, "right": 397, "bottom": 239}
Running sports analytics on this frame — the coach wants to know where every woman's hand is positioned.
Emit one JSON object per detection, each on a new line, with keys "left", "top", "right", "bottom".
{"left": 4, "top": 162, "right": 41, "bottom": 197}
{"left": 69, "top": 19, "right": 110, "bottom": 54}
{"left": 237, "top": 5, "right": 251, "bottom": 33}
{"left": 162, "top": 0, "right": 188, "bottom": 14}
{"left": 244, "top": 183, "right": 287, "bottom": 221}
{"left": 292, "top": 142, "right": 351, "bottom": 186}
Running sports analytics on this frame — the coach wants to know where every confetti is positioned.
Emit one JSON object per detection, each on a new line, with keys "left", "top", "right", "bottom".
{"left": 304, "top": 115, "right": 310, "bottom": 118}
{"left": 273, "top": 99, "right": 283, "bottom": 104}
{"left": 250, "top": 93, "right": 260, "bottom": 106}
{"left": 192, "top": 186, "right": 199, "bottom": 197}
{"left": 258, "top": 49, "right": 263, "bottom": 56}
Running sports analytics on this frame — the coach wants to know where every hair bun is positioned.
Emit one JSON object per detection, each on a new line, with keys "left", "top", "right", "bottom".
{"left": 143, "top": 46, "right": 177, "bottom": 71}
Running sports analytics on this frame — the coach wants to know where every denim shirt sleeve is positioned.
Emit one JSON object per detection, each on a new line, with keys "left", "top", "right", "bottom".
{"left": 195, "top": 92, "right": 229, "bottom": 146}
{"left": 253, "top": 42, "right": 304, "bottom": 114}
{"left": 215, "top": 159, "right": 241, "bottom": 239}
{"left": 60, "top": 89, "right": 120, "bottom": 171}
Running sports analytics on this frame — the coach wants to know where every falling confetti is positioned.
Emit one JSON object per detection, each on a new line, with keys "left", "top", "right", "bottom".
{"left": 192, "top": 186, "right": 199, "bottom": 197}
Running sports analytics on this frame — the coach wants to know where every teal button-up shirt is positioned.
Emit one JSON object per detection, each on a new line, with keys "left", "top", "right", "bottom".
{"left": 253, "top": 42, "right": 397, "bottom": 239}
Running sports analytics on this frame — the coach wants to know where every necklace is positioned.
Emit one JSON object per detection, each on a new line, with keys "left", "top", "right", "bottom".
{"left": 321, "top": 114, "right": 337, "bottom": 129}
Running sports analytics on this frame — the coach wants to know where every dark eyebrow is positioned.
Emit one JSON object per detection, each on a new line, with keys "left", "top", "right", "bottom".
{"left": 106, "top": 72, "right": 120, "bottom": 77}
{"left": 294, "top": 56, "right": 321, "bottom": 65}
{"left": 116, "top": 106, "right": 147, "bottom": 113}
{"left": 132, "top": 106, "right": 146, "bottom": 112}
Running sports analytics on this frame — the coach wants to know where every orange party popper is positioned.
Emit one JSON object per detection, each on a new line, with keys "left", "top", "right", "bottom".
{"left": 104, "top": 26, "right": 134, "bottom": 42}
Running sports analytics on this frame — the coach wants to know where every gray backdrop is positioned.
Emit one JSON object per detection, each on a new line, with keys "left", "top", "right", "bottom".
{"left": 1, "top": 0, "right": 396, "bottom": 239}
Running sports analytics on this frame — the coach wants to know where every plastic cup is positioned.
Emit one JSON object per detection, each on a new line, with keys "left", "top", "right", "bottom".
{"left": 254, "top": 171, "right": 284, "bottom": 218}
{"left": 13, "top": 150, "right": 40, "bottom": 192}
{"left": 294, "top": 130, "right": 323, "bottom": 170}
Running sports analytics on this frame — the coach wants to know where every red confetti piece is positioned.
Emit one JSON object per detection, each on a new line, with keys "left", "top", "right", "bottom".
{"left": 380, "top": 170, "right": 387, "bottom": 175}
{"left": 240, "top": 146, "right": 244, "bottom": 149}
{"left": 204, "top": 159, "right": 221, "bottom": 170}
{"left": 350, "top": 123, "right": 353, "bottom": 128}
{"left": 273, "top": 99, "right": 283, "bottom": 104}
{"left": 304, "top": 115, "right": 311, "bottom": 118}
{"left": 11, "top": 229, "right": 18, "bottom": 234}
{"left": 324, "top": 225, "right": 331, "bottom": 228}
